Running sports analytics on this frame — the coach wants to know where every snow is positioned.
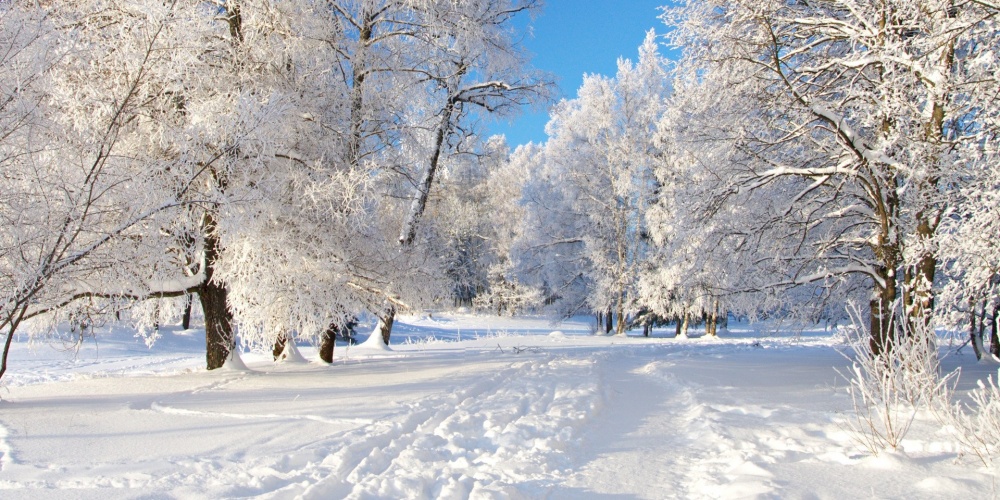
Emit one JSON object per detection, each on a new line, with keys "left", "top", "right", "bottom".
{"left": 0, "top": 314, "right": 996, "bottom": 498}
{"left": 275, "top": 340, "right": 308, "bottom": 365}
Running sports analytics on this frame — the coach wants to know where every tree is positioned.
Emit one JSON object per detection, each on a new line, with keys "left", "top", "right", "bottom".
{"left": 513, "top": 142, "right": 594, "bottom": 319}
{"left": 516, "top": 32, "right": 668, "bottom": 334}
{"left": 1, "top": 0, "right": 549, "bottom": 375}
{"left": 0, "top": 1, "right": 215, "bottom": 380}
{"left": 662, "top": 0, "right": 1000, "bottom": 352}
{"left": 351, "top": 0, "right": 551, "bottom": 344}
{"left": 195, "top": 0, "right": 436, "bottom": 362}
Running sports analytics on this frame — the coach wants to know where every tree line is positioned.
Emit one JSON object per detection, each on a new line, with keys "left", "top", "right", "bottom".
{"left": 1, "top": 0, "right": 997, "bottom": 381}
{"left": 0, "top": 0, "right": 549, "bottom": 380}
{"left": 491, "top": 0, "right": 998, "bottom": 356}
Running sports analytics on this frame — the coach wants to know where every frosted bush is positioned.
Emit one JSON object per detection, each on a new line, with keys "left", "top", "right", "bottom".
{"left": 839, "top": 303, "right": 954, "bottom": 455}
{"left": 942, "top": 373, "right": 1000, "bottom": 467}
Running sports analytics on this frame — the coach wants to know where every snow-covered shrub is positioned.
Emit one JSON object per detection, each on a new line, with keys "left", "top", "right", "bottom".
{"left": 942, "top": 373, "right": 1000, "bottom": 467}
{"left": 839, "top": 303, "right": 954, "bottom": 455}
{"left": 474, "top": 264, "right": 540, "bottom": 316}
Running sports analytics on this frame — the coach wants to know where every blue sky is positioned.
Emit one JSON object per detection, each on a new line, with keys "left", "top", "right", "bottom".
{"left": 488, "top": 0, "right": 671, "bottom": 148}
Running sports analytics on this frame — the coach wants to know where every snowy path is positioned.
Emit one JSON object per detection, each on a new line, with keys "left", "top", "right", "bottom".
{"left": 0, "top": 317, "right": 996, "bottom": 498}
{"left": 300, "top": 355, "right": 604, "bottom": 498}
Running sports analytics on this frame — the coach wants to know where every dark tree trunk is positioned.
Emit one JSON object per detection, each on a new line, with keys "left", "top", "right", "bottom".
{"left": 0, "top": 327, "right": 13, "bottom": 383}
{"left": 713, "top": 300, "right": 721, "bottom": 336}
{"left": 199, "top": 280, "right": 233, "bottom": 370}
{"left": 869, "top": 263, "right": 898, "bottom": 357}
{"left": 0, "top": 307, "right": 28, "bottom": 383}
{"left": 675, "top": 318, "right": 682, "bottom": 338}
{"left": 319, "top": 324, "right": 336, "bottom": 363}
{"left": 181, "top": 294, "right": 193, "bottom": 330}
{"left": 869, "top": 175, "right": 902, "bottom": 356}
{"left": 199, "top": 213, "right": 233, "bottom": 370}
{"left": 971, "top": 298, "right": 983, "bottom": 361}
{"left": 379, "top": 307, "right": 395, "bottom": 345}
{"left": 615, "top": 297, "right": 626, "bottom": 336}
{"left": 604, "top": 307, "right": 613, "bottom": 334}
{"left": 193, "top": 4, "right": 242, "bottom": 372}
{"left": 991, "top": 303, "right": 1000, "bottom": 359}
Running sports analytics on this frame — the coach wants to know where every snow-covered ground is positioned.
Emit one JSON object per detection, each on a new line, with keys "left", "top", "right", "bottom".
{"left": 0, "top": 314, "right": 996, "bottom": 499}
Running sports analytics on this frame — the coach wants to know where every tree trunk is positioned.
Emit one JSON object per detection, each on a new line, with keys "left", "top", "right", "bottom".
{"left": 199, "top": 280, "right": 233, "bottom": 370}
{"left": 605, "top": 307, "right": 613, "bottom": 334}
{"left": 1, "top": 327, "right": 14, "bottom": 384}
{"left": 901, "top": 34, "right": 951, "bottom": 334}
{"left": 869, "top": 296, "right": 895, "bottom": 357}
{"left": 991, "top": 303, "right": 1000, "bottom": 359}
{"left": 378, "top": 307, "right": 395, "bottom": 346}
{"left": 399, "top": 100, "right": 456, "bottom": 246}
{"left": 319, "top": 323, "right": 336, "bottom": 363}
{"left": 272, "top": 332, "right": 287, "bottom": 361}
{"left": 615, "top": 299, "right": 626, "bottom": 336}
{"left": 675, "top": 317, "right": 682, "bottom": 338}
{"left": 199, "top": 213, "right": 233, "bottom": 371}
{"left": 0, "top": 306, "right": 28, "bottom": 383}
{"left": 707, "top": 302, "right": 718, "bottom": 337}
{"left": 181, "top": 294, "right": 192, "bottom": 330}
{"left": 978, "top": 300, "right": 988, "bottom": 345}
{"left": 903, "top": 238, "right": 937, "bottom": 334}
{"left": 681, "top": 311, "right": 690, "bottom": 337}
{"left": 869, "top": 265, "right": 898, "bottom": 357}
{"left": 712, "top": 299, "right": 721, "bottom": 336}
{"left": 970, "top": 298, "right": 983, "bottom": 361}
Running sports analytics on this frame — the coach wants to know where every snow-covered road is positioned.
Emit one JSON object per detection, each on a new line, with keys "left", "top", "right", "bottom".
{"left": 0, "top": 315, "right": 995, "bottom": 498}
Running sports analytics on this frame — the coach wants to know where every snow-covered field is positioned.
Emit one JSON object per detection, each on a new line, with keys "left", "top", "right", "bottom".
{"left": 0, "top": 314, "right": 997, "bottom": 499}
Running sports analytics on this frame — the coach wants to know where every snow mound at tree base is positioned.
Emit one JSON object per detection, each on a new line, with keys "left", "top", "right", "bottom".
{"left": 275, "top": 339, "right": 308, "bottom": 364}
{"left": 355, "top": 329, "right": 393, "bottom": 351}
{"left": 220, "top": 350, "right": 249, "bottom": 371}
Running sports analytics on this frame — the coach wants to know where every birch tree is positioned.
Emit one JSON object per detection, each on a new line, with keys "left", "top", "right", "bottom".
{"left": 343, "top": 0, "right": 551, "bottom": 344}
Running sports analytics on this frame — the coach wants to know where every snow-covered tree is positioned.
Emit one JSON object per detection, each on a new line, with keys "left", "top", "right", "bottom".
{"left": 345, "top": 0, "right": 552, "bottom": 343}
{"left": 517, "top": 32, "right": 668, "bottom": 334}
{"left": 0, "top": 1, "right": 220, "bottom": 379}
{"left": 513, "top": 142, "right": 593, "bottom": 319}
{"left": 662, "top": 0, "right": 1000, "bottom": 352}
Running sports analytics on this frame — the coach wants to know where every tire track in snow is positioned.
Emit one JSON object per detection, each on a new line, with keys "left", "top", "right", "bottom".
{"left": 299, "top": 355, "right": 605, "bottom": 499}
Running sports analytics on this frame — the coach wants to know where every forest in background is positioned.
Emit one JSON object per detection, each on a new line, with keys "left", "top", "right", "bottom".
{"left": 0, "top": 0, "right": 997, "bottom": 381}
